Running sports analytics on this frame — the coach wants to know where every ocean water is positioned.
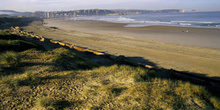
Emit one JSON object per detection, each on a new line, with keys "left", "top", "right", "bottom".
{"left": 70, "top": 12, "right": 220, "bottom": 28}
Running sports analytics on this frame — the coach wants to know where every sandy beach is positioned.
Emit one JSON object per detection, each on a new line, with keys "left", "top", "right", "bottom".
{"left": 23, "top": 19, "right": 220, "bottom": 78}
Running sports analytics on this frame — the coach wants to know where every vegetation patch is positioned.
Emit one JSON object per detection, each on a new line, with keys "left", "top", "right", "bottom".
{"left": 34, "top": 97, "right": 71, "bottom": 110}
{"left": 42, "top": 48, "right": 98, "bottom": 70}
{"left": 0, "top": 75, "right": 20, "bottom": 88}
{"left": 0, "top": 51, "right": 21, "bottom": 68}
{"left": 18, "top": 71, "right": 39, "bottom": 86}
{"left": 0, "top": 39, "right": 43, "bottom": 52}
{"left": 0, "top": 30, "right": 44, "bottom": 52}
{"left": 0, "top": 70, "right": 39, "bottom": 88}
{"left": 0, "top": 30, "right": 219, "bottom": 109}
{"left": 34, "top": 97, "right": 55, "bottom": 109}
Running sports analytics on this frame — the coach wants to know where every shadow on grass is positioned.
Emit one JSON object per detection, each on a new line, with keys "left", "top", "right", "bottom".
{"left": 1, "top": 28, "right": 220, "bottom": 99}
{"left": 52, "top": 100, "right": 72, "bottom": 110}
{"left": 0, "top": 34, "right": 45, "bottom": 52}
{"left": 0, "top": 34, "right": 21, "bottom": 40}
{"left": 167, "top": 69, "right": 220, "bottom": 98}
{"left": 35, "top": 97, "right": 73, "bottom": 110}
{"left": 41, "top": 47, "right": 220, "bottom": 98}
{"left": 30, "top": 38, "right": 220, "bottom": 98}
{"left": 0, "top": 67, "right": 25, "bottom": 76}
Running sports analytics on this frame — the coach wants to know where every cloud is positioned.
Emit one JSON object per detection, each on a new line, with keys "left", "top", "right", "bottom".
{"left": 0, "top": 0, "right": 219, "bottom": 12}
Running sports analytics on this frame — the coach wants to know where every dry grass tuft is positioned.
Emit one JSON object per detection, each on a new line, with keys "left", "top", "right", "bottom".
{"left": 210, "top": 97, "right": 220, "bottom": 109}
{"left": 0, "top": 70, "right": 39, "bottom": 88}
{"left": 71, "top": 65, "right": 217, "bottom": 109}
{"left": 0, "top": 51, "right": 21, "bottom": 67}
{"left": 0, "top": 75, "right": 20, "bottom": 88}
{"left": 34, "top": 97, "right": 55, "bottom": 109}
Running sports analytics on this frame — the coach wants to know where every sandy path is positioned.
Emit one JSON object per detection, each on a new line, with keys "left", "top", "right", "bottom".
{"left": 23, "top": 19, "right": 220, "bottom": 78}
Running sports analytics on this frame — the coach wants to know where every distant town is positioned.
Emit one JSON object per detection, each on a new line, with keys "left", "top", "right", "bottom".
{"left": 0, "top": 9, "right": 185, "bottom": 18}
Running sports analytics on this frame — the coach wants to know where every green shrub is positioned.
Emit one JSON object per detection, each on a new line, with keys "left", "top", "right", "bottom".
{"left": 0, "top": 51, "right": 21, "bottom": 67}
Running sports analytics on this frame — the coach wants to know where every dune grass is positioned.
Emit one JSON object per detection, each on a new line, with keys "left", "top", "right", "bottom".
{"left": 42, "top": 48, "right": 98, "bottom": 70}
{"left": 68, "top": 65, "right": 218, "bottom": 109}
{"left": 0, "top": 75, "right": 20, "bottom": 88}
{"left": 0, "top": 39, "right": 44, "bottom": 52}
{"left": 0, "top": 30, "right": 11, "bottom": 35}
{"left": 34, "top": 97, "right": 56, "bottom": 109}
{"left": 0, "top": 30, "right": 219, "bottom": 109}
{"left": 0, "top": 30, "right": 44, "bottom": 52}
{"left": 0, "top": 30, "right": 20, "bottom": 40}
{"left": 0, "top": 47, "right": 219, "bottom": 109}
{"left": 0, "top": 70, "right": 39, "bottom": 88}
{"left": 0, "top": 51, "right": 21, "bottom": 68}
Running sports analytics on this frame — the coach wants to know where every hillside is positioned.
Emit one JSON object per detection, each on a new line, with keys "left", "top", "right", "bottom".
{"left": 0, "top": 30, "right": 219, "bottom": 109}
{"left": 0, "top": 17, "right": 39, "bottom": 29}
{"left": 0, "top": 10, "right": 32, "bottom": 17}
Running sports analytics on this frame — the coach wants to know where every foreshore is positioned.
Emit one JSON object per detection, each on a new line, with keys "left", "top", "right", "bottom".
{"left": 23, "top": 19, "right": 220, "bottom": 78}
{"left": 44, "top": 19, "right": 220, "bottom": 49}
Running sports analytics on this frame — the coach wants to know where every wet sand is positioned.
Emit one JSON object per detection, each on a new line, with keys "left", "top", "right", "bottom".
{"left": 23, "top": 19, "right": 220, "bottom": 78}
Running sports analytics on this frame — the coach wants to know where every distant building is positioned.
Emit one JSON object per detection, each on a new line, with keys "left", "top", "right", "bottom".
{"left": 32, "top": 9, "right": 187, "bottom": 18}
{"left": 191, "top": 10, "right": 197, "bottom": 12}
{"left": 180, "top": 10, "right": 186, "bottom": 13}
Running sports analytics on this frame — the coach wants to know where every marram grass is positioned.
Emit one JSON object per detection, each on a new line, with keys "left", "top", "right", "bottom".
{"left": 74, "top": 65, "right": 217, "bottom": 109}
{"left": 0, "top": 51, "right": 21, "bottom": 67}
{"left": 0, "top": 31, "right": 219, "bottom": 109}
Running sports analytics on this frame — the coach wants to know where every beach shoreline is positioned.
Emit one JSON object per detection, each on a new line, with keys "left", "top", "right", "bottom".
{"left": 23, "top": 19, "right": 220, "bottom": 78}
{"left": 44, "top": 19, "right": 220, "bottom": 49}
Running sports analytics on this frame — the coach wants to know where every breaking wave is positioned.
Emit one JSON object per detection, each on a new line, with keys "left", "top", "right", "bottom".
{"left": 70, "top": 12, "right": 220, "bottom": 28}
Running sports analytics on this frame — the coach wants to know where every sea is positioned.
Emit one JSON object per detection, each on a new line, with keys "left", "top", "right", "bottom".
{"left": 70, "top": 12, "right": 220, "bottom": 28}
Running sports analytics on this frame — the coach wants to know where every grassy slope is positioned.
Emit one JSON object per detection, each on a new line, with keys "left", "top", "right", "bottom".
{"left": 0, "top": 30, "right": 219, "bottom": 109}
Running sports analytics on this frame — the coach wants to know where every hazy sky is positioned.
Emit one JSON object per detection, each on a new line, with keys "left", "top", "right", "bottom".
{"left": 0, "top": 0, "right": 220, "bottom": 12}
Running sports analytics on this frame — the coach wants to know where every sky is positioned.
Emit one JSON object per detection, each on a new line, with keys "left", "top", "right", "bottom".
{"left": 0, "top": 0, "right": 220, "bottom": 12}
